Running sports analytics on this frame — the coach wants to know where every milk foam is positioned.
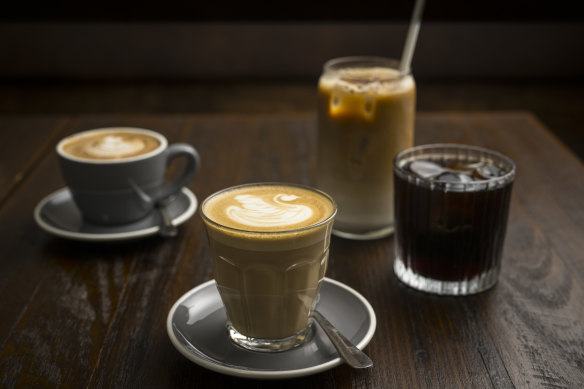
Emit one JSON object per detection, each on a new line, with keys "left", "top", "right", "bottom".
{"left": 61, "top": 130, "right": 162, "bottom": 161}
{"left": 202, "top": 184, "right": 335, "bottom": 233}
{"left": 319, "top": 67, "right": 414, "bottom": 95}
{"left": 226, "top": 193, "right": 313, "bottom": 228}
{"left": 84, "top": 135, "right": 147, "bottom": 159}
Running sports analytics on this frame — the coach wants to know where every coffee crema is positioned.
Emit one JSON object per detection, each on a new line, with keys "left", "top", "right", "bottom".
{"left": 61, "top": 130, "right": 161, "bottom": 160}
{"left": 202, "top": 184, "right": 335, "bottom": 233}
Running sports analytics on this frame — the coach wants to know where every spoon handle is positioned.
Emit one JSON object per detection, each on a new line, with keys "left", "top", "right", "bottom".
{"left": 157, "top": 200, "right": 178, "bottom": 237}
{"left": 312, "top": 310, "right": 373, "bottom": 369}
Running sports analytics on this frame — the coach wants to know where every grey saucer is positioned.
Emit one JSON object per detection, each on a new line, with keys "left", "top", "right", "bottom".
{"left": 34, "top": 187, "right": 197, "bottom": 241}
{"left": 166, "top": 278, "right": 376, "bottom": 379}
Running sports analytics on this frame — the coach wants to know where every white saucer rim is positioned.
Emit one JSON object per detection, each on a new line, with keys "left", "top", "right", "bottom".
{"left": 166, "top": 277, "right": 377, "bottom": 379}
{"left": 34, "top": 187, "right": 198, "bottom": 242}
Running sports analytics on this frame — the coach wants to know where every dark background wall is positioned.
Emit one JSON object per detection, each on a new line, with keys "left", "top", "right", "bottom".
{"left": 1, "top": 1, "right": 583, "bottom": 82}
{"left": 1, "top": 1, "right": 581, "bottom": 23}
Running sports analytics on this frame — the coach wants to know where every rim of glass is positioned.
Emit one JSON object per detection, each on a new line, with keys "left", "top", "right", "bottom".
{"left": 323, "top": 56, "right": 410, "bottom": 76}
{"left": 393, "top": 143, "right": 516, "bottom": 186}
{"left": 200, "top": 182, "right": 338, "bottom": 235}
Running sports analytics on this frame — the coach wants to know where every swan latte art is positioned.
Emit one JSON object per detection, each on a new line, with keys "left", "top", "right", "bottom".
{"left": 201, "top": 183, "right": 336, "bottom": 351}
{"left": 203, "top": 184, "right": 334, "bottom": 232}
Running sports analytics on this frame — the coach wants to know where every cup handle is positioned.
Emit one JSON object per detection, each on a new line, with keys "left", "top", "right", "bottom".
{"left": 156, "top": 143, "right": 200, "bottom": 201}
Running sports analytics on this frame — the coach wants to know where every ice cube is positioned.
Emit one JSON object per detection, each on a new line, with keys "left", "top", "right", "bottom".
{"left": 331, "top": 94, "right": 341, "bottom": 108}
{"left": 474, "top": 164, "right": 503, "bottom": 179}
{"left": 454, "top": 161, "right": 485, "bottom": 171}
{"left": 409, "top": 160, "right": 445, "bottom": 179}
{"left": 364, "top": 98, "right": 374, "bottom": 115}
{"left": 436, "top": 172, "right": 473, "bottom": 183}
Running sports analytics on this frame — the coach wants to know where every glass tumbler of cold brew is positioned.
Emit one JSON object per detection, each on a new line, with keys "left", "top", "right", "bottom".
{"left": 316, "top": 56, "right": 416, "bottom": 240}
{"left": 393, "top": 144, "right": 515, "bottom": 295}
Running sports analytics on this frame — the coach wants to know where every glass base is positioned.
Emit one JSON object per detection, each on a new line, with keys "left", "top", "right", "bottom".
{"left": 332, "top": 224, "right": 394, "bottom": 240}
{"left": 228, "top": 322, "right": 313, "bottom": 352}
{"left": 393, "top": 259, "right": 499, "bottom": 295}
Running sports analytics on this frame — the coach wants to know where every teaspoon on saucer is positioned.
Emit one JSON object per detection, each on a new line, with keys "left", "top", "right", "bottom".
{"left": 156, "top": 196, "right": 178, "bottom": 237}
{"left": 312, "top": 310, "right": 373, "bottom": 369}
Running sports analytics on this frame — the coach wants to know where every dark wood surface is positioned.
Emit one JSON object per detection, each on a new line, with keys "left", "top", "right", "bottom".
{"left": 0, "top": 111, "right": 583, "bottom": 388}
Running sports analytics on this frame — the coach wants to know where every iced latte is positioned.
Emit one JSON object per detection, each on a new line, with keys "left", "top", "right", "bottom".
{"left": 317, "top": 57, "right": 415, "bottom": 239}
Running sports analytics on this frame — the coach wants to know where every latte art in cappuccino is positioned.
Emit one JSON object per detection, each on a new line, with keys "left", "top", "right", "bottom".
{"left": 82, "top": 135, "right": 149, "bottom": 159}
{"left": 61, "top": 130, "right": 161, "bottom": 160}
{"left": 203, "top": 184, "right": 334, "bottom": 232}
{"left": 226, "top": 194, "right": 313, "bottom": 228}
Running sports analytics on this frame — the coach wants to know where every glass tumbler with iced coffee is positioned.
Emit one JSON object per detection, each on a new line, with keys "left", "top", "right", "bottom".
{"left": 393, "top": 144, "right": 515, "bottom": 295}
{"left": 317, "top": 56, "right": 415, "bottom": 240}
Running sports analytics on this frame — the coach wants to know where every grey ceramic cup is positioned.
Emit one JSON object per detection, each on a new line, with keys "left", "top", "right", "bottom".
{"left": 57, "top": 127, "right": 200, "bottom": 225}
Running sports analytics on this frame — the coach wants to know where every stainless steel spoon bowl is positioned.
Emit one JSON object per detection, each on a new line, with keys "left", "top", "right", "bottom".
{"left": 313, "top": 310, "right": 373, "bottom": 369}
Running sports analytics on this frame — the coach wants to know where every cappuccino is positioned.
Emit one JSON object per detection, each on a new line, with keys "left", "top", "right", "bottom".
{"left": 60, "top": 129, "right": 162, "bottom": 161}
{"left": 56, "top": 127, "right": 199, "bottom": 225}
{"left": 317, "top": 57, "right": 415, "bottom": 239}
{"left": 201, "top": 183, "right": 336, "bottom": 351}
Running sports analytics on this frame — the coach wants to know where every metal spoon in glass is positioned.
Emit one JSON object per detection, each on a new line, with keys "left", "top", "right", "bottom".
{"left": 312, "top": 310, "right": 373, "bottom": 369}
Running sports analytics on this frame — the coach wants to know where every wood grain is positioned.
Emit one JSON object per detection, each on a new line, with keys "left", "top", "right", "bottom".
{"left": 0, "top": 116, "right": 70, "bottom": 207}
{"left": 0, "top": 112, "right": 583, "bottom": 388}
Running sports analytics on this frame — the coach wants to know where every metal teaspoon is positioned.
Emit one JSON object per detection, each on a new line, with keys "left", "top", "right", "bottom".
{"left": 156, "top": 196, "right": 178, "bottom": 237}
{"left": 312, "top": 310, "right": 373, "bottom": 369}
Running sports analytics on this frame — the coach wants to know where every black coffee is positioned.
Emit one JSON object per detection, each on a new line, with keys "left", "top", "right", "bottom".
{"left": 394, "top": 158, "right": 513, "bottom": 282}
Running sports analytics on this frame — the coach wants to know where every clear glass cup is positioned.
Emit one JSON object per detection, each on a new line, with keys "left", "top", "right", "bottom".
{"left": 200, "top": 183, "right": 337, "bottom": 351}
{"left": 316, "top": 56, "right": 416, "bottom": 240}
{"left": 393, "top": 144, "right": 515, "bottom": 295}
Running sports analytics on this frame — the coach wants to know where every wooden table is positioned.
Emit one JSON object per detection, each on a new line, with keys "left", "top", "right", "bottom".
{"left": 1, "top": 112, "right": 583, "bottom": 388}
